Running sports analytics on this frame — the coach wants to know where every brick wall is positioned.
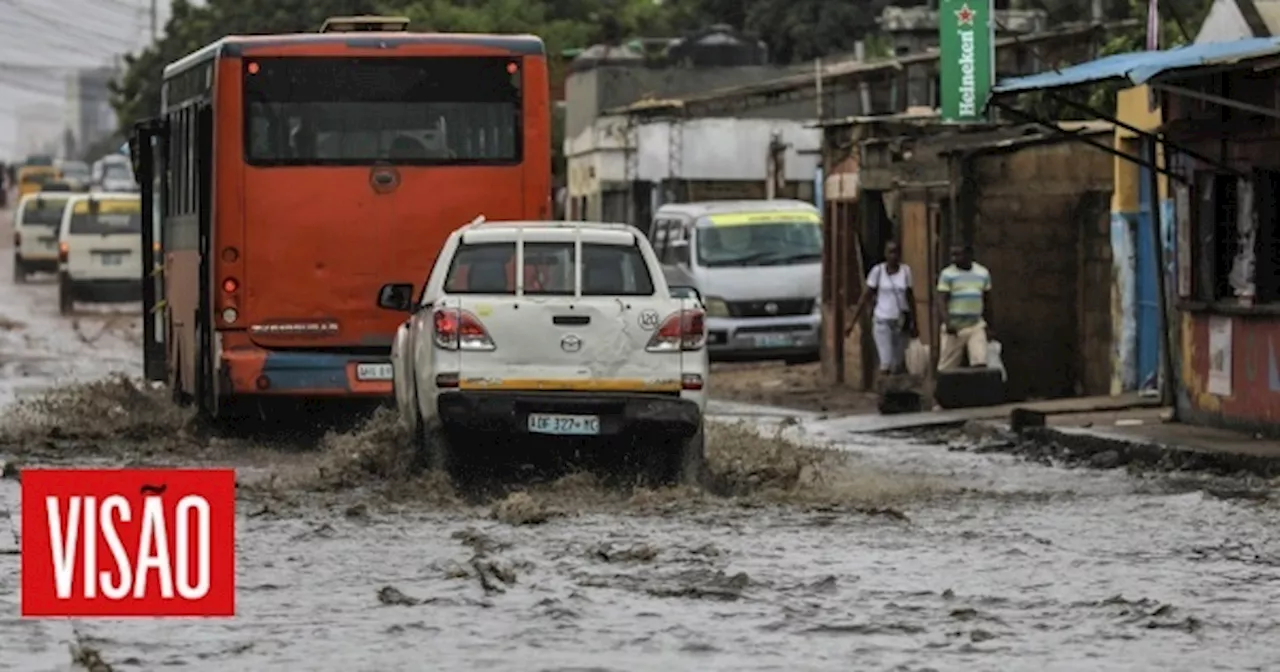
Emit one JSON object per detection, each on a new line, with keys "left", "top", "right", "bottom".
{"left": 969, "top": 141, "right": 1114, "bottom": 400}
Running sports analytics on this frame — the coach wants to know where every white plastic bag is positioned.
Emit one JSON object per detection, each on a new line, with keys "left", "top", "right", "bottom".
{"left": 905, "top": 339, "right": 930, "bottom": 376}
{"left": 986, "top": 339, "right": 1007, "bottom": 382}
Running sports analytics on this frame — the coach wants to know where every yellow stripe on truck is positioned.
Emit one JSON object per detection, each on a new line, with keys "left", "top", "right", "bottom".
{"left": 458, "top": 378, "right": 681, "bottom": 392}
{"left": 706, "top": 210, "right": 821, "bottom": 227}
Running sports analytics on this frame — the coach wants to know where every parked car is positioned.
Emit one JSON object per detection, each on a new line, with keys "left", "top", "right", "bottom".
{"left": 55, "top": 160, "right": 92, "bottom": 191}
{"left": 375, "top": 219, "right": 709, "bottom": 485}
{"left": 92, "top": 156, "right": 137, "bottom": 192}
{"left": 12, "top": 190, "right": 74, "bottom": 282}
{"left": 56, "top": 192, "right": 143, "bottom": 315}
{"left": 648, "top": 199, "right": 823, "bottom": 364}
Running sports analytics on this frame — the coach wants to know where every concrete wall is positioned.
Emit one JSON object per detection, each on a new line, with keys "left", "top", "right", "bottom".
{"left": 1111, "top": 86, "right": 1173, "bottom": 394}
{"left": 971, "top": 140, "right": 1115, "bottom": 400}
{"left": 565, "top": 116, "right": 822, "bottom": 219}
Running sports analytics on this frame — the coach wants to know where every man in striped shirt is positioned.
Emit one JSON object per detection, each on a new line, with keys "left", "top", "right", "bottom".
{"left": 935, "top": 244, "right": 994, "bottom": 371}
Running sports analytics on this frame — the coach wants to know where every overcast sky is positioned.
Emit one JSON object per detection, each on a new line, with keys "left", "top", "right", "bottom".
{"left": 0, "top": 0, "right": 189, "bottom": 160}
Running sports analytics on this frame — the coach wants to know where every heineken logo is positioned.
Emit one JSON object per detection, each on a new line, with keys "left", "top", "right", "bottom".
{"left": 941, "top": 0, "right": 989, "bottom": 122}
{"left": 958, "top": 26, "right": 977, "bottom": 116}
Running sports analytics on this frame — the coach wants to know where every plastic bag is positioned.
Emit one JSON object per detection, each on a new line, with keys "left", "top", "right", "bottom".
{"left": 905, "top": 339, "right": 930, "bottom": 376}
{"left": 987, "top": 339, "right": 1007, "bottom": 382}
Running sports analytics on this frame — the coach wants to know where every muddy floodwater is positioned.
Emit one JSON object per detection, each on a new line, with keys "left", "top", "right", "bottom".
{"left": 0, "top": 215, "right": 1276, "bottom": 671}
{"left": 0, "top": 382, "right": 1278, "bottom": 672}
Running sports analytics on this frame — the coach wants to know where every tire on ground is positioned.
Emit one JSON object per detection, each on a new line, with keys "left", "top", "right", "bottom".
{"left": 641, "top": 422, "right": 706, "bottom": 487}
{"left": 416, "top": 417, "right": 455, "bottom": 476}
{"left": 12, "top": 256, "right": 25, "bottom": 284}
{"left": 57, "top": 274, "right": 73, "bottom": 315}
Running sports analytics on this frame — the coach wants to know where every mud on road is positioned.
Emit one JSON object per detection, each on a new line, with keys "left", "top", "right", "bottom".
{"left": 4, "top": 380, "right": 1280, "bottom": 671}
{"left": 3, "top": 206, "right": 1280, "bottom": 671}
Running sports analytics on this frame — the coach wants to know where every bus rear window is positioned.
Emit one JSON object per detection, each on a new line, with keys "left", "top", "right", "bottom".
{"left": 244, "top": 56, "right": 521, "bottom": 166}
{"left": 445, "top": 241, "right": 654, "bottom": 296}
{"left": 69, "top": 202, "right": 142, "bottom": 235}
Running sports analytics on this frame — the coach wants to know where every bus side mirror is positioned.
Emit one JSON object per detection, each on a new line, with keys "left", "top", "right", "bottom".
{"left": 376, "top": 283, "right": 415, "bottom": 312}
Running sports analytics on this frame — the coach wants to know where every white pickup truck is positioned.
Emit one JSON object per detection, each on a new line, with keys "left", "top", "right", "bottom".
{"left": 376, "top": 219, "right": 709, "bottom": 486}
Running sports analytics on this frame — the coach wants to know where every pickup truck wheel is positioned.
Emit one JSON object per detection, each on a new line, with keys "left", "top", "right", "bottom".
{"left": 57, "top": 274, "right": 74, "bottom": 315}
{"left": 640, "top": 424, "right": 706, "bottom": 488}
{"left": 678, "top": 423, "right": 707, "bottom": 487}
{"left": 415, "top": 419, "right": 454, "bottom": 476}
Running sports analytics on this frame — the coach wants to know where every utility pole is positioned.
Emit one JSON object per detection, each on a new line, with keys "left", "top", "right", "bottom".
{"left": 150, "top": 0, "right": 157, "bottom": 40}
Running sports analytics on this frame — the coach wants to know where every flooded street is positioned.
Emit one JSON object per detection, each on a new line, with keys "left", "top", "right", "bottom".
{"left": 2, "top": 209, "right": 1280, "bottom": 671}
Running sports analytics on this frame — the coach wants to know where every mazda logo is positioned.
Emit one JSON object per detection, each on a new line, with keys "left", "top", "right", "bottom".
{"left": 764, "top": 302, "right": 778, "bottom": 315}
{"left": 561, "top": 335, "right": 582, "bottom": 352}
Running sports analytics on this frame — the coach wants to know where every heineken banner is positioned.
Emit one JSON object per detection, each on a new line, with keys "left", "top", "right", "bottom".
{"left": 939, "top": 0, "right": 994, "bottom": 122}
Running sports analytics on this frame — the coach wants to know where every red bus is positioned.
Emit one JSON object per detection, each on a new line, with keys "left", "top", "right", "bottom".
{"left": 131, "top": 16, "right": 551, "bottom": 420}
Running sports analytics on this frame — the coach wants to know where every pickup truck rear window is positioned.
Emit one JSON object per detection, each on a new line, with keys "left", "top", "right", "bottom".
{"left": 445, "top": 241, "right": 655, "bottom": 296}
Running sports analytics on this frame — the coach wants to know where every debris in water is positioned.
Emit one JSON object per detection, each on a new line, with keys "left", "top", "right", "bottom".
{"left": 377, "top": 585, "right": 422, "bottom": 606}
{"left": 591, "top": 542, "right": 659, "bottom": 563}
{"left": 645, "top": 569, "right": 750, "bottom": 601}
{"left": 471, "top": 557, "right": 517, "bottom": 595}
{"left": 492, "top": 491, "right": 553, "bottom": 525}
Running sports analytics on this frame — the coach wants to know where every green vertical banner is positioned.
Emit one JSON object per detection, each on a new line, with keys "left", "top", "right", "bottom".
{"left": 939, "top": 0, "right": 994, "bottom": 122}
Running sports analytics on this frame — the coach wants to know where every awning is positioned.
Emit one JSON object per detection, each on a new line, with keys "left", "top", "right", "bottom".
{"left": 991, "top": 35, "right": 1280, "bottom": 97}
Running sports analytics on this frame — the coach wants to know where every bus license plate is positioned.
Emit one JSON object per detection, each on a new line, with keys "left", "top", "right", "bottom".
{"left": 527, "top": 413, "right": 601, "bottom": 436}
{"left": 355, "top": 363, "right": 393, "bottom": 381}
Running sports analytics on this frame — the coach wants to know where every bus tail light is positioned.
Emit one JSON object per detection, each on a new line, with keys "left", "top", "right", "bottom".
{"left": 58, "top": 241, "right": 68, "bottom": 263}
{"left": 222, "top": 277, "right": 238, "bottom": 293}
{"left": 646, "top": 310, "right": 706, "bottom": 352}
{"left": 432, "top": 308, "right": 495, "bottom": 351}
{"left": 221, "top": 308, "right": 238, "bottom": 324}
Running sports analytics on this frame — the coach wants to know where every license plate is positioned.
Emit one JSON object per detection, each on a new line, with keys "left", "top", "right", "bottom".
{"left": 753, "top": 333, "right": 793, "bottom": 348}
{"left": 527, "top": 413, "right": 601, "bottom": 436}
{"left": 355, "top": 363, "right": 393, "bottom": 381}
{"left": 98, "top": 252, "right": 125, "bottom": 266}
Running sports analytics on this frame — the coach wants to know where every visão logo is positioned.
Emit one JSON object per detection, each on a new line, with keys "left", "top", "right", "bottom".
{"left": 21, "top": 468, "right": 236, "bottom": 617}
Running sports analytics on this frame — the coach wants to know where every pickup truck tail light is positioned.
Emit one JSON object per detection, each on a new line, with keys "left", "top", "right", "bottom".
{"left": 433, "top": 308, "right": 496, "bottom": 351}
{"left": 58, "top": 241, "right": 69, "bottom": 263}
{"left": 646, "top": 309, "right": 706, "bottom": 352}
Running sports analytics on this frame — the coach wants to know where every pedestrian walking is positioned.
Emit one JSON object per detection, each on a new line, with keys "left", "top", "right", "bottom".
{"left": 936, "top": 243, "right": 994, "bottom": 371}
{"left": 849, "top": 240, "right": 917, "bottom": 376}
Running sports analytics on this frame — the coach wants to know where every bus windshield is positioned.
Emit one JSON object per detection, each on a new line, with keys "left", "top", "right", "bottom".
{"left": 243, "top": 56, "right": 522, "bottom": 166}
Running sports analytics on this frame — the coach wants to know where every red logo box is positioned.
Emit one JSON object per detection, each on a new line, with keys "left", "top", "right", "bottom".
{"left": 21, "top": 468, "right": 235, "bottom": 617}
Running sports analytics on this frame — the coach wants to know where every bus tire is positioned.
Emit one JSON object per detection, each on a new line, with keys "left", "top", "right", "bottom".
{"left": 57, "top": 273, "right": 73, "bottom": 315}
{"left": 12, "top": 256, "right": 25, "bottom": 284}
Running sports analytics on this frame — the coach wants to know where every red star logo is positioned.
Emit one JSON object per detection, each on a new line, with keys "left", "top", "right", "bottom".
{"left": 956, "top": 3, "right": 976, "bottom": 25}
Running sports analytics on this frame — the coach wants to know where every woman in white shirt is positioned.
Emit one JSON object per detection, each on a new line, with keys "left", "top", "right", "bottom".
{"left": 848, "top": 240, "right": 917, "bottom": 375}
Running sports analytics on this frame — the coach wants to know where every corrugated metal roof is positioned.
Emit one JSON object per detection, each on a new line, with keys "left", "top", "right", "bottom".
{"left": 991, "top": 35, "right": 1280, "bottom": 96}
